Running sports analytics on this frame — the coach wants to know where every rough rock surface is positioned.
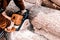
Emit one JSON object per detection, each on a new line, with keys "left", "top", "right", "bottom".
{"left": 7, "top": 19, "right": 47, "bottom": 40}
{"left": 7, "top": 30, "right": 47, "bottom": 40}
{"left": 30, "top": 6, "right": 60, "bottom": 40}
{"left": 24, "top": 0, "right": 42, "bottom": 6}
{"left": 51, "top": 0, "right": 60, "bottom": 6}
{"left": 6, "top": 0, "right": 60, "bottom": 40}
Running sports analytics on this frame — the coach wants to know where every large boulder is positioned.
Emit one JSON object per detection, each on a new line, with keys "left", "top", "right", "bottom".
{"left": 29, "top": 6, "right": 60, "bottom": 37}
{"left": 7, "top": 19, "right": 47, "bottom": 40}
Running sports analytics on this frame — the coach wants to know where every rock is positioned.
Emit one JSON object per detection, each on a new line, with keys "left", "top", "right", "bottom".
{"left": 34, "top": 29, "right": 60, "bottom": 40}
{"left": 7, "top": 19, "right": 47, "bottom": 40}
{"left": 51, "top": 0, "right": 60, "bottom": 6}
{"left": 7, "top": 30, "right": 47, "bottom": 40}
{"left": 29, "top": 6, "right": 60, "bottom": 37}
{"left": 6, "top": 0, "right": 20, "bottom": 12}
{"left": 5, "top": 0, "right": 60, "bottom": 40}
{"left": 6, "top": 0, "right": 42, "bottom": 12}
{"left": 24, "top": 0, "right": 42, "bottom": 6}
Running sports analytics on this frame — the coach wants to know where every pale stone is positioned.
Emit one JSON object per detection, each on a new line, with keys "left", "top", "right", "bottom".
{"left": 30, "top": 6, "right": 60, "bottom": 37}
{"left": 5, "top": 0, "right": 60, "bottom": 40}
{"left": 7, "top": 19, "right": 47, "bottom": 40}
